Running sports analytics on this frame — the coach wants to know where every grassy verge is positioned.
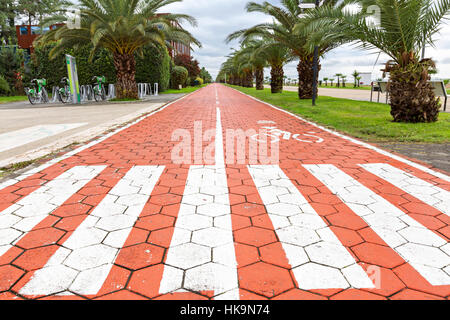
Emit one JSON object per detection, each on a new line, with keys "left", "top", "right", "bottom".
{"left": 229, "top": 85, "right": 450, "bottom": 143}
{"left": 161, "top": 85, "right": 207, "bottom": 95}
{"left": 0, "top": 96, "right": 28, "bottom": 104}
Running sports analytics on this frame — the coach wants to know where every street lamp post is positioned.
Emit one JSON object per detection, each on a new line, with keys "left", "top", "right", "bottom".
{"left": 300, "top": 1, "right": 321, "bottom": 106}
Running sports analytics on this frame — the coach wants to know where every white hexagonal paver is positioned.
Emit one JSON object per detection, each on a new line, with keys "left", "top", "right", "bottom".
{"left": 293, "top": 263, "right": 349, "bottom": 290}
{"left": 176, "top": 214, "right": 212, "bottom": 231}
{"left": 197, "top": 203, "right": 230, "bottom": 217}
{"left": 64, "top": 244, "right": 117, "bottom": 271}
{"left": 0, "top": 228, "right": 22, "bottom": 246}
{"left": 20, "top": 265, "right": 79, "bottom": 296}
{"left": 95, "top": 214, "right": 136, "bottom": 232}
{"left": 282, "top": 243, "right": 309, "bottom": 267}
{"left": 165, "top": 243, "right": 211, "bottom": 270}
{"left": 63, "top": 227, "right": 107, "bottom": 250}
{"left": 0, "top": 215, "right": 21, "bottom": 229}
{"left": 276, "top": 226, "right": 320, "bottom": 247}
{"left": 399, "top": 227, "right": 447, "bottom": 247}
{"left": 289, "top": 214, "right": 326, "bottom": 230}
{"left": 183, "top": 194, "right": 213, "bottom": 206}
{"left": 396, "top": 243, "right": 450, "bottom": 269}
{"left": 266, "top": 203, "right": 302, "bottom": 217}
{"left": 184, "top": 262, "right": 238, "bottom": 295}
{"left": 306, "top": 242, "right": 355, "bottom": 269}
{"left": 192, "top": 227, "right": 232, "bottom": 248}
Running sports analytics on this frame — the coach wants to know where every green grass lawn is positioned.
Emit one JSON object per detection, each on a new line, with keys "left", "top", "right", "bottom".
{"left": 161, "top": 85, "right": 206, "bottom": 95}
{"left": 228, "top": 85, "right": 450, "bottom": 143}
{"left": 0, "top": 96, "right": 28, "bottom": 104}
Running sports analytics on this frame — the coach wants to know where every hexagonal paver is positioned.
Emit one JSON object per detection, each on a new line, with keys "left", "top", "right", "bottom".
{"left": 266, "top": 203, "right": 302, "bottom": 217}
{"left": 197, "top": 203, "right": 230, "bottom": 217}
{"left": 239, "top": 262, "right": 294, "bottom": 298}
{"left": 231, "top": 203, "right": 266, "bottom": 217}
{"left": 95, "top": 215, "right": 136, "bottom": 232}
{"left": 64, "top": 244, "right": 117, "bottom": 271}
{"left": 184, "top": 262, "right": 238, "bottom": 295}
{"left": 235, "top": 227, "right": 277, "bottom": 247}
{"left": 398, "top": 227, "right": 447, "bottom": 247}
{"left": 0, "top": 228, "right": 22, "bottom": 246}
{"left": 176, "top": 214, "right": 212, "bottom": 231}
{"left": 396, "top": 243, "right": 450, "bottom": 269}
{"left": 63, "top": 227, "right": 107, "bottom": 250}
{"left": 0, "top": 265, "right": 25, "bottom": 291}
{"left": 276, "top": 226, "right": 320, "bottom": 247}
{"left": 192, "top": 227, "right": 232, "bottom": 247}
{"left": 19, "top": 265, "right": 78, "bottom": 296}
{"left": 293, "top": 263, "right": 349, "bottom": 290}
{"left": 135, "top": 214, "right": 175, "bottom": 231}
{"left": 183, "top": 194, "right": 213, "bottom": 206}
{"left": 165, "top": 243, "right": 211, "bottom": 270}
{"left": 306, "top": 242, "right": 355, "bottom": 269}
{"left": 115, "top": 243, "right": 164, "bottom": 270}
{"left": 289, "top": 214, "right": 326, "bottom": 230}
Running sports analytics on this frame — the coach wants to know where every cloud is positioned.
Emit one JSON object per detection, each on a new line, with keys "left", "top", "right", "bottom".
{"left": 162, "top": 0, "right": 450, "bottom": 81}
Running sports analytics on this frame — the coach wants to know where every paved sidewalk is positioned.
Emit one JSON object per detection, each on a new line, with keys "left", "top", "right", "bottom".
{"left": 0, "top": 94, "right": 184, "bottom": 168}
{"left": 0, "top": 84, "right": 449, "bottom": 300}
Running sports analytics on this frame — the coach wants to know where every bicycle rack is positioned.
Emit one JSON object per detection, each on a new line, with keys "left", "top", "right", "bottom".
{"left": 154, "top": 83, "right": 158, "bottom": 96}
{"left": 80, "top": 85, "right": 95, "bottom": 102}
{"left": 106, "top": 84, "right": 116, "bottom": 100}
{"left": 51, "top": 86, "right": 60, "bottom": 103}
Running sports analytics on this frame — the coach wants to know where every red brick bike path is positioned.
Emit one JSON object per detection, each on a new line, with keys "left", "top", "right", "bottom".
{"left": 0, "top": 84, "right": 448, "bottom": 300}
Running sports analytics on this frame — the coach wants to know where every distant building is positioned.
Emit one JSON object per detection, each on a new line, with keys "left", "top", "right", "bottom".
{"left": 16, "top": 24, "right": 65, "bottom": 54}
{"left": 358, "top": 72, "right": 373, "bottom": 86}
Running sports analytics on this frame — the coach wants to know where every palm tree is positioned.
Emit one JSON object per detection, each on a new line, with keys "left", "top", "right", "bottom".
{"left": 301, "top": 0, "right": 450, "bottom": 122}
{"left": 329, "top": 78, "right": 334, "bottom": 86}
{"left": 227, "top": 0, "right": 340, "bottom": 100}
{"left": 334, "top": 73, "right": 342, "bottom": 87}
{"left": 38, "top": 0, "right": 200, "bottom": 99}
{"left": 323, "top": 77, "right": 329, "bottom": 86}
{"left": 352, "top": 70, "right": 360, "bottom": 88}
{"left": 341, "top": 75, "right": 347, "bottom": 87}
{"left": 238, "top": 38, "right": 268, "bottom": 90}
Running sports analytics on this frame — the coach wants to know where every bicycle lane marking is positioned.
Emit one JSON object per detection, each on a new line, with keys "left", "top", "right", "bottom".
{"left": 216, "top": 84, "right": 449, "bottom": 299}
{"left": 1, "top": 88, "right": 209, "bottom": 299}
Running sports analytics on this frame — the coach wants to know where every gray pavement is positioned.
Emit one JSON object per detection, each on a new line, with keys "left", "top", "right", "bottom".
{"left": 0, "top": 94, "right": 185, "bottom": 168}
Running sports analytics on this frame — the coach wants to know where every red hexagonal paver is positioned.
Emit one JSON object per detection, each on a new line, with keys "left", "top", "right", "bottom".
{"left": 0, "top": 265, "right": 24, "bottom": 291}
{"left": 135, "top": 214, "right": 175, "bottom": 231}
{"left": 352, "top": 243, "right": 404, "bottom": 269}
{"left": 238, "top": 262, "right": 295, "bottom": 298}
{"left": 235, "top": 227, "right": 278, "bottom": 247}
{"left": 231, "top": 203, "right": 266, "bottom": 217}
{"left": 115, "top": 243, "right": 164, "bottom": 270}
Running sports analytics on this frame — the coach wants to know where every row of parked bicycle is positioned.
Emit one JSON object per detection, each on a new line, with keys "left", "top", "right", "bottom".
{"left": 25, "top": 76, "right": 107, "bottom": 105}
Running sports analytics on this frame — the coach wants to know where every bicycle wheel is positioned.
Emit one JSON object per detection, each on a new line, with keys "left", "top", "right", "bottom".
{"left": 93, "top": 85, "right": 102, "bottom": 102}
{"left": 101, "top": 86, "right": 106, "bottom": 101}
{"left": 59, "top": 87, "right": 70, "bottom": 103}
{"left": 27, "top": 91, "right": 37, "bottom": 105}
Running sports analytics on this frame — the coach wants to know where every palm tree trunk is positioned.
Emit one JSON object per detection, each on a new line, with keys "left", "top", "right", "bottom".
{"left": 297, "top": 55, "right": 321, "bottom": 99}
{"left": 270, "top": 64, "right": 283, "bottom": 93}
{"left": 243, "top": 71, "right": 253, "bottom": 88}
{"left": 388, "top": 61, "right": 440, "bottom": 122}
{"left": 255, "top": 67, "right": 264, "bottom": 90}
{"left": 113, "top": 52, "right": 138, "bottom": 100}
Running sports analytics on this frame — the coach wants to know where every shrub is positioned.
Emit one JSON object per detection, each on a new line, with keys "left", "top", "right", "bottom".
{"left": 28, "top": 43, "right": 116, "bottom": 88}
{"left": 135, "top": 44, "right": 171, "bottom": 91}
{"left": 0, "top": 46, "right": 25, "bottom": 94}
{"left": 171, "top": 66, "right": 188, "bottom": 89}
{"left": 0, "top": 75, "right": 11, "bottom": 96}
{"left": 193, "top": 77, "right": 204, "bottom": 86}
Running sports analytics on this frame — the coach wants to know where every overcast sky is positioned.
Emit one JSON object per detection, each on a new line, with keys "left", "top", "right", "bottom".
{"left": 161, "top": 0, "right": 450, "bottom": 81}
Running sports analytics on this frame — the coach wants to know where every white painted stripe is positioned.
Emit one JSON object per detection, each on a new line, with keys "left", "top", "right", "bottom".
{"left": 0, "top": 89, "right": 200, "bottom": 193}
{"left": 248, "top": 165, "right": 374, "bottom": 290}
{"left": 361, "top": 163, "right": 450, "bottom": 217}
{"left": 160, "top": 108, "right": 239, "bottom": 299}
{"left": 305, "top": 164, "right": 450, "bottom": 286}
{"left": 230, "top": 86, "right": 450, "bottom": 183}
{"left": 0, "top": 166, "right": 106, "bottom": 250}
{"left": 19, "top": 166, "right": 164, "bottom": 296}
{"left": 0, "top": 124, "right": 87, "bottom": 153}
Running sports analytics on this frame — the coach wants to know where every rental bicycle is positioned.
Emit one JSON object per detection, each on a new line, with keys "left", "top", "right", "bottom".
{"left": 25, "top": 79, "right": 49, "bottom": 105}
{"left": 92, "top": 76, "right": 106, "bottom": 101}
{"left": 58, "top": 77, "right": 71, "bottom": 103}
